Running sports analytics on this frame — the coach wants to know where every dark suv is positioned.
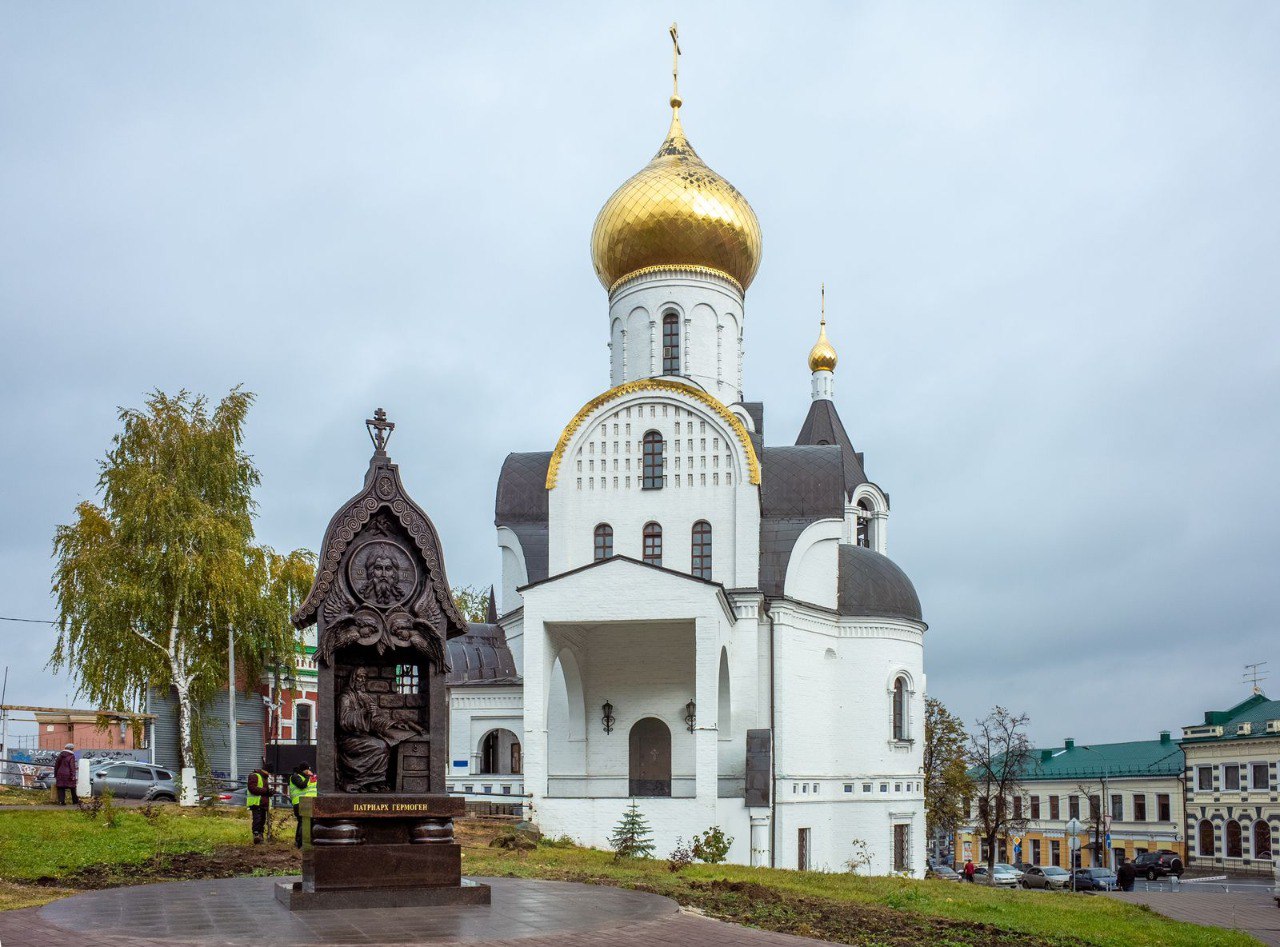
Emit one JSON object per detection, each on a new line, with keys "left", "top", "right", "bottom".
{"left": 1130, "top": 850, "right": 1184, "bottom": 880}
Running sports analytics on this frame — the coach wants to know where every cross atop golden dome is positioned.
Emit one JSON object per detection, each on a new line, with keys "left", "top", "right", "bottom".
{"left": 590, "top": 26, "right": 762, "bottom": 293}
{"left": 808, "top": 284, "right": 838, "bottom": 372}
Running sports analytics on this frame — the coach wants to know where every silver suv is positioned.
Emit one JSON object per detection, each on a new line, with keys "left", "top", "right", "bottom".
{"left": 90, "top": 762, "right": 178, "bottom": 801}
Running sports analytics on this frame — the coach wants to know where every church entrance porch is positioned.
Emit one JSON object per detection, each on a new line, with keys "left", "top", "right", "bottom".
{"left": 542, "top": 618, "right": 697, "bottom": 800}
{"left": 518, "top": 556, "right": 754, "bottom": 861}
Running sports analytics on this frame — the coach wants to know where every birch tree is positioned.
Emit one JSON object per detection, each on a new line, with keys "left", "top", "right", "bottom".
{"left": 50, "top": 389, "right": 313, "bottom": 773}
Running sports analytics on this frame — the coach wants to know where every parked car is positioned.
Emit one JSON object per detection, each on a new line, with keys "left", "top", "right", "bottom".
{"left": 1069, "top": 868, "right": 1118, "bottom": 892}
{"left": 926, "top": 864, "right": 962, "bottom": 881}
{"left": 973, "top": 865, "right": 1021, "bottom": 888}
{"left": 1129, "top": 850, "right": 1184, "bottom": 880}
{"left": 90, "top": 763, "right": 178, "bottom": 801}
{"left": 995, "top": 862, "right": 1025, "bottom": 882}
{"left": 1021, "top": 865, "right": 1071, "bottom": 890}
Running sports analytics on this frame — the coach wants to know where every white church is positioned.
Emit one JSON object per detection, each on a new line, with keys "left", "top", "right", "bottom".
{"left": 446, "top": 48, "right": 927, "bottom": 875}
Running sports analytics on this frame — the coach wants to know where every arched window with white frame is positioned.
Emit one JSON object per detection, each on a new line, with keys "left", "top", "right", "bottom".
{"left": 892, "top": 677, "right": 910, "bottom": 741}
{"left": 662, "top": 313, "right": 680, "bottom": 374}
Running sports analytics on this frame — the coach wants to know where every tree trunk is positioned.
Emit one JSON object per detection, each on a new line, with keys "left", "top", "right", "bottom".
{"left": 168, "top": 615, "right": 196, "bottom": 774}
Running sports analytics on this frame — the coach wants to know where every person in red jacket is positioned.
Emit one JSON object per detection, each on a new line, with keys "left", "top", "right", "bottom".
{"left": 54, "top": 743, "right": 78, "bottom": 805}
{"left": 963, "top": 858, "right": 976, "bottom": 883}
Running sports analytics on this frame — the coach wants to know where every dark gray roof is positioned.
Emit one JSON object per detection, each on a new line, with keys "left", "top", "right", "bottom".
{"left": 795, "top": 399, "right": 867, "bottom": 495}
{"left": 494, "top": 452, "right": 551, "bottom": 583}
{"left": 758, "top": 445, "right": 846, "bottom": 597}
{"left": 446, "top": 622, "right": 520, "bottom": 686}
{"left": 741, "top": 401, "right": 765, "bottom": 438}
{"left": 837, "top": 543, "right": 922, "bottom": 621}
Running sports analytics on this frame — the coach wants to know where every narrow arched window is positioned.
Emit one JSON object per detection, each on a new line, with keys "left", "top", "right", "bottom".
{"left": 1198, "top": 818, "right": 1215, "bottom": 857}
{"left": 691, "top": 520, "right": 712, "bottom": 580}
{"left": 892, "top": 678, "right": 909, "bottom": 740}
{"left": 593, "top": 523, "right": 613, "bottom": 561}
{"left": 642, "top": 522, "right": 663, "bottom": 566}
{"left": 1226, "top": 820, "right": 1243, "bottom": 858}
{"left": 662, "top": 313, "right": 680, "bottom": 374}
{"left": 1254, "top": 820, "right": 1272, "bottom": 860}
{"left": 856, "top": 499, "right": 873, "bottom": 548}
{"left": 642, "top": 431, "right": 665, "bottom": 489}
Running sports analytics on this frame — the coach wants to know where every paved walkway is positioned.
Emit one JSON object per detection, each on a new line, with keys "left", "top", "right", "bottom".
{"left": 1113, "top": 890, "right": 1280, "bottom": 946}
{"left": 0, "top": 876, "right": 828, "bottom": 947}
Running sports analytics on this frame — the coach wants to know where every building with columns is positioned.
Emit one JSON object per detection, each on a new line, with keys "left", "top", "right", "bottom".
{"left": 475, "top": 49, "right": 929, "bottom": 875}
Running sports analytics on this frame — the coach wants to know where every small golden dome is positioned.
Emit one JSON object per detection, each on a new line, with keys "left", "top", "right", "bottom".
{"left": 809, "top": 317, "right": 837, "bottom": 372}
{"left": 591, "top": 104, "right": 762, "bottom": 293}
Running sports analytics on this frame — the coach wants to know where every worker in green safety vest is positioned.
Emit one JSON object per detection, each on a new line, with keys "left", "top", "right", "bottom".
{"left": 288, "top": 762, "right": 318, "bottom": 849}
{"left": 246, "top": 764, "right": 272, "bottom": 844}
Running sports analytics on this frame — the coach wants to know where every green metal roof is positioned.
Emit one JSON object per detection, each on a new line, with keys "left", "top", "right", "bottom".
{"left": 1183, "top": 692, "right": 1280, "bottom": 743}
{"left": 1021, "top": 737, "right": 1182, "bottom": 781}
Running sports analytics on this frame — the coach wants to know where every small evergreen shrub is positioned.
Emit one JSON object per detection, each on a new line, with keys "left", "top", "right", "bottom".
{"left": 609, "top": 798, "right": 655, "bottom": 860}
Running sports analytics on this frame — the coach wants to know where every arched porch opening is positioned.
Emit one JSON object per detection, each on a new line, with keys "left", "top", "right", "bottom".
{"left": 717, "top": 647, "right": 731, "bottom": 741}
{"left": 478, "top": 727, "right": 522, "bottom": 775}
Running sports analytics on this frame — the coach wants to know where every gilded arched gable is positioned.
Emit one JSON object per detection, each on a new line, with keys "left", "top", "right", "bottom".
{"left": 546, "top": 378, "right": 761, "bottom": 490}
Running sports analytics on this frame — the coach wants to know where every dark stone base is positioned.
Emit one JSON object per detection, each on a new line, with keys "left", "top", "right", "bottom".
{"left": 275, "top": 879, "right": 491, "bottom": 911}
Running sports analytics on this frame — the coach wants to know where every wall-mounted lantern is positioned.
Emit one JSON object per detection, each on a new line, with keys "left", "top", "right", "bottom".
{"left": 684, "top": 699, "right": 696, "bottom": 733}
{"left": 601, "top": 700, "right": 615, "bottom": 735}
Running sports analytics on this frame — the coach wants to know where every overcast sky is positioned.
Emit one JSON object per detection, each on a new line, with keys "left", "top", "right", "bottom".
{"left": 2, "top": 3, "right": 1277, "bottom": 750}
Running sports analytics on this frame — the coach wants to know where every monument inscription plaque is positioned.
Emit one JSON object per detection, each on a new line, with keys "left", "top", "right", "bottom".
{"left": 276, "top": 409, "right": 490, "bottom": 910}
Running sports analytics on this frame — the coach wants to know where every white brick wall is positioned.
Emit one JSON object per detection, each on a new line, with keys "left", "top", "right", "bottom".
{"left": 608, "top": 269, "right": 744, "bottom": 404}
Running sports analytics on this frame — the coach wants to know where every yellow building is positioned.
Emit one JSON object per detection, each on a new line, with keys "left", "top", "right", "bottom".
{"left": 957, "top": 733, "right": 1186, "bottom": 870}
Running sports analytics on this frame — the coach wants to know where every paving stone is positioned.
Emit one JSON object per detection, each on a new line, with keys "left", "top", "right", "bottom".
{"left": 0, "top": 876, "right": 835, "bottom": 946}
{"left": 1113, "top": 890, "right": 1280, "bottom": 947}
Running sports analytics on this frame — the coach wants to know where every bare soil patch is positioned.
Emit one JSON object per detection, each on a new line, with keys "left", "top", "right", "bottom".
{"left": 33, "top": 843, "right": 300, "bottom": 890}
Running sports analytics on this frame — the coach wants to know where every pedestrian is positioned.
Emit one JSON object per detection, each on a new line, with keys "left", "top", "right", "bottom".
{"left": 963, "top": 857, "right": 976, "bottom": 883}
{"left": 288, "top": 762, "right": 318, "bottom": 849}
{"left": 54, "top": 743, "right": 78, "bottom": 806}
{"left": 246, "top": 763, "right": 272, "bottom": 844}
{"left": 1117, "top": 859, "right": 1136, "bottom": 892}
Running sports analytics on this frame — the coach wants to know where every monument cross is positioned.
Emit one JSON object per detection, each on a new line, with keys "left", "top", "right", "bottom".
{"left": 366, "top": 407, "right": 395, "bottom": 453}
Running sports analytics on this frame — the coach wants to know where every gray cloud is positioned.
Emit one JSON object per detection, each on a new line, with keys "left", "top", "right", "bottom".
{"left": 2, "top": 2, "right": 1277, "bottom": 749}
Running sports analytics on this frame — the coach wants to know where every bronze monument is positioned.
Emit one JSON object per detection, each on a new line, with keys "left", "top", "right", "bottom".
{"left": 276, "top": 409, "right": 491, "bottom": 909}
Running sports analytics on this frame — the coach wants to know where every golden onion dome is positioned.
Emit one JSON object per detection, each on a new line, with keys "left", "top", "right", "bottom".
{"left": 808, "top": 316, "right": 838, "bottom": 372}
{"left": 591, "top": 98, "right": 762, "bottom": 293}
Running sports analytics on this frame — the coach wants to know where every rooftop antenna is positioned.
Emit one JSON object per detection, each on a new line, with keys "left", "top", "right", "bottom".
{"left": 1243, "top": 661, "right": 1268, "bottom": 694}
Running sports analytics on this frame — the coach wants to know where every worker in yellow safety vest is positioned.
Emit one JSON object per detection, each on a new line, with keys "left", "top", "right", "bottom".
{"left": 288, "top": 762, "right": 318, "bottom": 849}
{"left": 246, "top": 764, "right": 272, "bottom": 844}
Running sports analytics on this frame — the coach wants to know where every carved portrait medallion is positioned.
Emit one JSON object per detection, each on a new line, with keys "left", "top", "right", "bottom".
{"left": 347, "top": 539, "right": 417, "bottom": 609}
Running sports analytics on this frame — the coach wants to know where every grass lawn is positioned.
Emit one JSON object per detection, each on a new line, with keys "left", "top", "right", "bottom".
{"left": 460, "top": 832, "right": 1259, "bottom": 947}
{"left": 0, "top": 809, "right": 1261, "bottom": 947}
{"left": 0, "top": 786, "right": 57, "bottom": 806}
{"left": 0, "top": 805, "right": 255, "bottom": 882}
